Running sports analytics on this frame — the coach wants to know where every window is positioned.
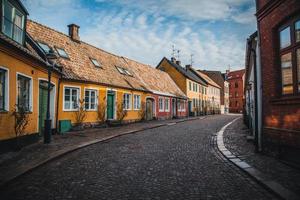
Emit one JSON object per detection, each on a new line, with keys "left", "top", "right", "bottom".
{"left": 133, "top": 94, "right": 141, "bottom": 110}
{"left": 64, "top": 87, "right": 79, "bottom": 110}
{"left": 56, "top": 47, "right": 69, "bottom": 58}
{"left": 296, "top": 20, "right": 300, "bottom": 42}
{"left": 280, "top": 27, "right": 291, "bottom": 49}
{"left": 279, "top": 17, "right": 300, "bottom": 95}
{"left": 123, "top": 69, "right": 132, "bottom": 76}
{"left": 159, "top": 97, "right": 164, "bottom": 111}
{"left": 38, "top": 42, "right": 51, "bottom": 54}
{"left": 85, "top": 89, "right": 97, "bottom": 110}
{"left": 0, "top": 68, "right": 7, "bottom": 111}
{"left": 123, "top": 93, "right": 132, "bottom": 110}
{"left": 2, "top": 0, "right": 25, "bottom": 44}
{"left": 281, "top": 53, "right": 293, "bottom": 94}
{"left": 17, "top": 74, "right": 32, "bottom": 111}
{"left": 195, "top": 84, "right": 198, "bottom": 92}
{"left": 116, "top": 66, "right": 126, "bottom": 74}
{"left": 235, "top": 92, "right": 238, "bottom": 97}
{"left": 165, "top": 98, "right": 169, "bottom": 112}
{"left": 189, "top": 81, "right": 192, "bottom": 91}
{"left": 90, "top": 58, "right": 101, "bottom": 68}
{"left": 235, "top": 82, "right": 238, "bottom": 88}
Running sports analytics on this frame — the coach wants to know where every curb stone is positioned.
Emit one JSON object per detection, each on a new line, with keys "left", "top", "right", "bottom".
{"left": 0, "top": 116, "right": 206, "bottom": 188}
{"left": 216, "top": 117, "right": 299, "bottom": 200}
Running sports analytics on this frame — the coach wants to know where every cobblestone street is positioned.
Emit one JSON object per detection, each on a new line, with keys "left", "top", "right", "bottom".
{"left": 0, "top": 115, "right": 277, "bottom": 200}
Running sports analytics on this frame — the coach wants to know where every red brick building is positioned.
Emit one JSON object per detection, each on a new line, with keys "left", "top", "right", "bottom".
{"left": 227, "top": 69, "right": 245, "bottom": 113}
{"left": 256, "top": 0, "right": 300, "bottom": 161}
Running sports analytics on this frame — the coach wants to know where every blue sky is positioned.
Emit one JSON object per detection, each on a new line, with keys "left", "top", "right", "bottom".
{"left": 22, "top": 0, "right": 256, "bottom": 71}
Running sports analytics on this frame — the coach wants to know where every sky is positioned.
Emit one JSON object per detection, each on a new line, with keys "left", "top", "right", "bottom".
{"left": 22, "top": 0, "right": 257, "bottom": 72}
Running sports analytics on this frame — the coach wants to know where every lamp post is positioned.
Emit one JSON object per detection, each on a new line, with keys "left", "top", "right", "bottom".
{"left": 44, "top": 49, "right": 57, "bottom": 144}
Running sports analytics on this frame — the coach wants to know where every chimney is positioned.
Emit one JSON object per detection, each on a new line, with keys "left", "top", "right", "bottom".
{"left": 185, "top": 64, "right": 191, "bottom": 71}
{"left": 68, "top": 24, "right": 80, "bottom": 42}
{"left": 176, "top": 60, "right": 181, "bottom": 66}
{"left": 171, "top": 57, "right": 176, "bottom": 63}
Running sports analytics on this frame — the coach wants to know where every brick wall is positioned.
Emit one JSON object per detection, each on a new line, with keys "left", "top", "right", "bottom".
{"left": 228, "top": 70, "right": 245, "bottom": 113}
{"left": 257, "top": 0, "right": 300, "bottom": 149}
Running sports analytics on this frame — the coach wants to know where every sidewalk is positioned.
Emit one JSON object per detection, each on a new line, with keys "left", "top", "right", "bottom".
{"left": 223, "top": 118, "right": 300, "bottom": 197}
{"left": 0, "top": 116, "right": 204, "bottom": 187}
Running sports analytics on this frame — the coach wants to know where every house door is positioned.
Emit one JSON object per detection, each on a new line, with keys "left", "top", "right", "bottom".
{"left": 39, "top": 85, "right": 48, "bottom": 135}
{"left": 107, "top": 92, "right": 115, "bottom": 120}
{"left": 188, "top": 101, "right": 193, "bottom": 116}
{"left": 146, "top": 98, "right": 154, "bottom": 120}
{"left": 172, "top": 99, "right": 176, "bottom": 118}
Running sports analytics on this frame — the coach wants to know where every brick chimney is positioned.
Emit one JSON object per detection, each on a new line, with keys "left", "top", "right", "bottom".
{"left": 171, "top": 57, "right": 176, "bottom": 63}
{"left": 185, "top": 64, "right": 191, "bottom": 71}
{"left": 68, "top": 24, "right": 80, "bottom": 42}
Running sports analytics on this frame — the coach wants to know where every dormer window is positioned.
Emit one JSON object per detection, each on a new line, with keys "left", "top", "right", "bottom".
{"left": 90, "top": 58, "right": 101, "bottom": 68}
{"left": 37, "top": 42, "right": 51, "bottom": 54}
{"left": 116, "top": 66, "right": 133, "bottom": 76}
{"left": 116, "top": 66, "right": 126, "bottom": 75}
{"left": 55, "top": 47, "right": 69, "bottom": 58}
{"left": 2, "top": 0, "right": 25, "bottom": 44}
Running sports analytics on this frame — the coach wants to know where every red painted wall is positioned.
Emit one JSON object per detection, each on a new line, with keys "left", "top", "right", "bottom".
{"left": 228, "top": 70, "right": 245, "bottom": 113}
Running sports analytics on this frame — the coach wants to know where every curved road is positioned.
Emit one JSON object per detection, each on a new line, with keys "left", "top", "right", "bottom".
{"left": 0, "top": 115, "right": 276, "bottom": 200}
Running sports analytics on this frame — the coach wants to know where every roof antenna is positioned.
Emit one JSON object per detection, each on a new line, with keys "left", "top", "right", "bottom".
{"left": 171, "top": 45, "right": 176, "bottom": 58}
{"left": 177, "top": 49, "right": 180, "bottom": 60}
{"left": 190, "top": 54, "right": 194, "bottom": 66}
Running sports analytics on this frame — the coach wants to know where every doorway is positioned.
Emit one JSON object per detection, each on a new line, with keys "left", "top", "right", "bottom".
{"left": 172, "top": 99, "right": 176, "bottom": 118}
{"left": 107, "top": 91, "right": 115, "bottom": 120}
{"left": 146, "top": 98, "right": 155, "bottom": 120}
{"left": 38, "top": 80, "right": 55, "bottom": 135}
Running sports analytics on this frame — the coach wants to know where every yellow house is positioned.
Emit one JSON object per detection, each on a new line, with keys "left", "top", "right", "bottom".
{"left": 157, "top": 57, "right": 208, "bottom": 116}
{"left": 26, "top": 20, "right": 186, "bottom": 132}
{"left": 0, "top": 0, "right": 61, "bottom": 150}
{"left": 194, "top": 70, "right": 222, "bottom": 114}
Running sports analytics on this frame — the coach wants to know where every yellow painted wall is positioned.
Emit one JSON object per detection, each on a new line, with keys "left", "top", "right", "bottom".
{"left": 158, "top": 59, "right": 187, "bottom": 93}
{"left": 58, "top": 81, "right": 149, "bottom": 124}
{"left": 0, "top": 51, "right": 59, "bottom": 141}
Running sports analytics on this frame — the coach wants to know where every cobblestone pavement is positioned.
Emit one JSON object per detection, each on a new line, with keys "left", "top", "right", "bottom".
{"left": 0, "top": 117, "right": 197, "bottom": 185}
{"left": 223, "top": 117, "right": 300, "bottom": 196}
{"left": 0, "top": 115, "right": 277, "bottom": 200}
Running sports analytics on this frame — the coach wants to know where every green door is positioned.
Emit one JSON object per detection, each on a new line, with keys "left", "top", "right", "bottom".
{"left": 39, "top": 86, "right": 48, "bottom": 135}
{"left": 107, "top": 93, "right": 114, "bottom": 120}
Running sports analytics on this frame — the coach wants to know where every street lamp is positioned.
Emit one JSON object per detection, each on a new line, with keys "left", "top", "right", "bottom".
{"left": 44, "top": 49, "right": 58, "bottom": 144}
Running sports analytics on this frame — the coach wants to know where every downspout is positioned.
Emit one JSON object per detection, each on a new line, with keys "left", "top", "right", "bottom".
{"left": 250, "top": 47, "right": 259, "bottom": 152}
{"left": 55, "top": 74, "right": 62, "bottom": 134}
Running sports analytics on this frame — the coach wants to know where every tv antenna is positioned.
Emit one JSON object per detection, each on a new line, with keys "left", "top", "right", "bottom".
{"left": 190, "top": 54, "right": 194, "bottom": 66}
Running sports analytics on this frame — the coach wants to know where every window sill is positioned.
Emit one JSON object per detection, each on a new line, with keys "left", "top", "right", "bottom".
{"left": 0, "top": 110, "right": 9, "bottom": 114}
{"left": 270, "top": 95, "right": 300, "bottom": 105}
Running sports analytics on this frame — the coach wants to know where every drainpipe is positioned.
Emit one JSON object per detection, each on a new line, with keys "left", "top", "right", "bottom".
{"left": 55, "top": 75, "right": 61, "bottom": 134}
{"left": 250, "top": 47, "right": 259, "bottom": 152}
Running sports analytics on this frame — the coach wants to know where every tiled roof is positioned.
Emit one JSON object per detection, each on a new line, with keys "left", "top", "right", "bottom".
{"left": 195, "top": 70, "right": 221, "bottom": 88}
{"left": 27, "top": 20, "right": 186, "bottom": 98}
{"left": 0, "top": 32, "right": 46, "bottom": 65}
{"left": 202, "top": 70, "right": 226, "bottom": 88}
{"left": 158, "top": 57, "right": 207, "bottom": 86}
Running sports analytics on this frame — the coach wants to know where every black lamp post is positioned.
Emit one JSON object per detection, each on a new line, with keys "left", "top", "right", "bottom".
{"left": 44, "top": 49, "right": 57, "bottom": 144}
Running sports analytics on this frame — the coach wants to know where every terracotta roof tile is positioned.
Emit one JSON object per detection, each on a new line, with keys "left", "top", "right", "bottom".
{"left": 27, "top": 20, "right": 186, "bottom": 98}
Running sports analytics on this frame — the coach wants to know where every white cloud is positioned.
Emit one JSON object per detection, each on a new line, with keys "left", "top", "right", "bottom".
{"left": 95, "top": 0, "right": 254, "bottom": 24}
{"left": 81, "top": 10, "right": 246, "bottom": 71}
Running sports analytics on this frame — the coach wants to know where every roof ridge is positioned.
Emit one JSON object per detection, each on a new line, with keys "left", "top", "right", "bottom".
{"left": 28, "top": 19, "right": 150, "bottom": 64}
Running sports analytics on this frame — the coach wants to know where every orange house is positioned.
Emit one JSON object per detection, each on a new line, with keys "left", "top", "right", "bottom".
{"left": 0, "top": 0, "right": 61, "bottom": 151}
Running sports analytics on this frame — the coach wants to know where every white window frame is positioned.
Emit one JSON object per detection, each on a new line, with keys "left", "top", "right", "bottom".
{"left": 16, "top": 72, "right": 33, "bottom": 112}
{"left": 164, "top": 97, "right": 170, "bottom": 112}
{"left": 133, "top": 94, "right": 141, "bottom": 110}
{"left": 84, "top": 88, "right": 98, "bottom": 111}
{"left": 55, "top": 47, "right": 69, "bottom": 58}
{"left": 123, "top": 93, "right": 132, "bottom": 110}
{"left": 0, "top": 66, "right": 9, "bottom": 111}
{"left": 63, "top": 86, "right": 80, "bottom": 111}
{"left": 158, "top": 97, "right": 164, "bottom": 112}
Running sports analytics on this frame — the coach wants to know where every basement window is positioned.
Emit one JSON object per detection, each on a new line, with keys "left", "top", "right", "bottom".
{"left": 55, "top": 47, "right": 69, "bottom": 58}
